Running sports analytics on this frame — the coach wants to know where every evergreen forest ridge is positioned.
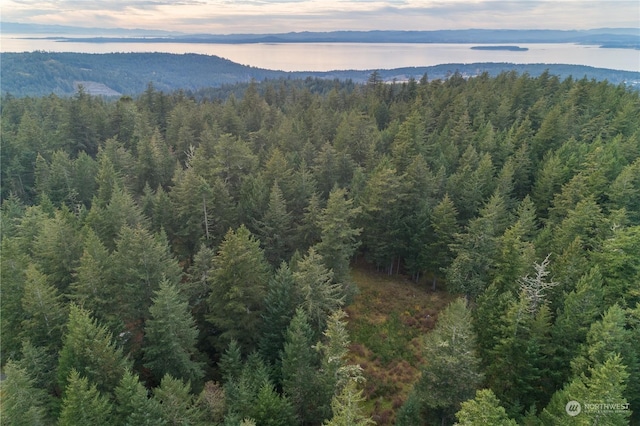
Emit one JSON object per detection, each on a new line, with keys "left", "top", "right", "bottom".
{"left": 2, "top": 51, "right": 640, "bottom": 97}
{"left": 1, "top": 69, "right": 640, "bottom": 425}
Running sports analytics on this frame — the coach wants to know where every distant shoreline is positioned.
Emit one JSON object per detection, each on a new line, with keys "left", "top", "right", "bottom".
{"left": 471, "top": 45, "right": 529, "bottom": 51}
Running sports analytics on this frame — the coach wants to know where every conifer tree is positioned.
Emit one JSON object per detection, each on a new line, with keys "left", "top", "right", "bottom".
{"left": 224, "top": 352, "right": 280, "bottom": 422}
{"left": 315, "top": 186, "right": 362, "bottom": 284}
{"left": 19, "top": 265, "right": 67, "bottom": 353}
{"left": 32, "top": 207, "right": 83, "bottom": 293}
{"left": 207, "top": 225, "right": 270, "bottom": 353}
{"left": 455, "top": 389, "right": 518, "bottom": 426}
{"left": 86, "top": 186, "right": 148, "bottom": 251}
{"left": 540, "top": 355, "right": 630, "bottom": 426}
{"left": 428, "top": 194, "right": 459, "bottom": 289}
{"left": 57, "top": 304, "right": 130, "bottom": 395}
{"left": 256, "top": 181, "right": 294, "bottom": 265}
{"left": 357, "top": 157, "right": 403, "bottom": 272}
{"left": 58, "top": 370, "right": 114, "bottom": 426}
{"left": 0, "top": 361, "right": 49, "bottom": 426}
{"left": 488, "top": 257, "right": 557, "bottom": 418}
{"left": 293, "top": 248, "right": 345, "bottom": 335}
{"left": 252, "top": 383, "right": 297, "bottom": 426}
{"left": 70, "top": 228, "right": 113, "bottom": 325}
{"left": 447, "top": 192, "right": 509, "bottom": 299}
{"left": 219, "top": 339, "right": 244, "bottom": 383}
{"left": 281, "top": 308, "right": 324, "bottom": 424}
{"left": 259, "top": 262, "right": 301, "bottom": 368}
{"left": 16, "top": 339, "right": 58, "bottom": 401}
{"left": 570, "top": 304, "right": 640, "bottom": 411}
{"left": 153, "top": 374, "right": 206, "bottom": 426}
{"left": 316, "top": 310, "right": 364, "bottom": 397}
{"left": 143, "top": 279, "right": 204, "bottom": 387}
{"left": 592, "top": 226, "right": 640, "bottom": 307}
{"left": 550, "top": 267, "right": 605, "bottom": 388}
{"left": 115, "top": 370, "right": 165, "bottom": 426}
{"left": 410, "top": 298, "right": 484, "bottom": 425}
{"left": 324, "top": 379, "right": 375, "bottom": 426}
{"left": 109, "top": 225, "right": 183, "bottom": 342}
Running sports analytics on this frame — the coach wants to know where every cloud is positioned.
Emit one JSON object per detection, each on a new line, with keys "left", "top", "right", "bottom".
{"left": 3, "top": 0, "right": 638, "bottom": 32}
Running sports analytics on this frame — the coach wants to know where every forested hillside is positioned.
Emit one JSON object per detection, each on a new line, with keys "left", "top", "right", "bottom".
{"left": 1, "top": 71, "right": 639, "bottom": 425}
{"left": 3, "top": 51, "right": 639, "bottom": 97}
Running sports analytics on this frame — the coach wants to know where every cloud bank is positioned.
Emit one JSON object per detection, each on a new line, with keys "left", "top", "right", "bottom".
{"left": 3, "top": 0, "right": 639, "bottom": 33}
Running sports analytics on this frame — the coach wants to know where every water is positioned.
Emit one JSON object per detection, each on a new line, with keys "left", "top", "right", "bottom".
{"left": 2, "top": 34, "right": 639, "bottom": 72}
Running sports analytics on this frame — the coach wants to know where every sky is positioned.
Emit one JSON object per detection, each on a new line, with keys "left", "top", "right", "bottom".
{"left": 2, "top": 0, "right": 639, "bottom": 34}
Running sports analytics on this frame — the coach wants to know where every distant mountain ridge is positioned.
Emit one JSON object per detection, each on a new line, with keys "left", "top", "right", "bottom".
{"left": 2, "top": 52, "right": 639, "bottom": 98}
{"left": 3, "top": 23, "right": 639, "bottom": 48}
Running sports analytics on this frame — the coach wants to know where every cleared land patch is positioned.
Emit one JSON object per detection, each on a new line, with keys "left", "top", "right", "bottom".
{"left": 346, "top": 265, "right": 457, "bottom": 424}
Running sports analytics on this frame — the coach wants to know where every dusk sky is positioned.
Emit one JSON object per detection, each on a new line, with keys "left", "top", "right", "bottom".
{"left": 3, "top": 0, "right": 639, "bottom": 34}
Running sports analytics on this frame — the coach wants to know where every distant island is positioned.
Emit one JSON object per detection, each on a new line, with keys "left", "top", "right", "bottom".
{"left": 3, "top": 24, "right": 638, "bottom": 49}
{"left": 471, "top": 45, "right": 528, "bottom": 51}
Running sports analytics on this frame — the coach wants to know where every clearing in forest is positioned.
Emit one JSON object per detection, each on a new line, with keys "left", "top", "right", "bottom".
{"left": 346, "top": 264, "right": 457, "bottom": 425}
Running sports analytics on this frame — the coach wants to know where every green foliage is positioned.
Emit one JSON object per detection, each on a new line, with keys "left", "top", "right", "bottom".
{"left": 259, "top": 262, "right": 301, "bottom": 369}
{"left": 2, "top": 70, "right": 640, "bottom": 424}
{"left": 447, "top": 192, "right": 510, "bottom": 299}
{"left": 455, "top": 389, "right": 518, "bottom": 426}
{"left": 207, "top": 225, "right": 270, "bottom": 353}
{"left": 153, "top": 374, "right": 206, "bottom": 426}
{"left": 0, "top": 361, "right": 49, "bottom": 426}
{"left": 57, "top": 304, "right": 130, "bottom": 395}
{"left": 488, "top": 268, "right": 556, "bottom": 418}
{"left": 256, "top": 181, "right": 294, "bottom": 265}
{"left": 108, "top": 225, "right": 183, "bottom": 340}
{"left": 405, "top": 298, "right": 483, "bottom": 424}
{"left": 219, "top": 340, "right": 244, "bottom": 383}
{"left": 19, "top": 265, "right": 67, "bottom": 352}
{"left": 540, "top": 355, "right": 630, "bottom": 426}
{"left": 324, "top": 379, "right": 375, "bottom": 426}
{"left": 0, "top": 238, "right": 30, "bottom": 363}
{"left": 281, "top": 308, "right": 325, "bottom": 424}
{"left": 58, "top": 369, "right": 114, "bottom": 426}
{"left": 115, "top": 370, "right": 166, "bottom": 426}
{"left": 315, "top": 186, "right": 362, "bottom": 284}
{"left": 251, "top": 383, "right": 297, "bottom": 426}
{"left": 293, "top": 248, "right": 345, "bottom": 335}
{"left": 143, "top": 279, "right": 204, "bottom": 386}
{"left": 223, "top": 352, "right": 295, "bottom": 424}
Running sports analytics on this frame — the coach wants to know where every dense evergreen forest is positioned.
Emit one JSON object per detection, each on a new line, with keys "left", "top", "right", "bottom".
{"left": 1, "top": 71, "right": 640, "bottom": 425}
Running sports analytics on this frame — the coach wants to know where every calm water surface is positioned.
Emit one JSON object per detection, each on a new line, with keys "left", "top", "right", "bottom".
{"left": 2, "top": 35, "right": 639, "bottom": 72}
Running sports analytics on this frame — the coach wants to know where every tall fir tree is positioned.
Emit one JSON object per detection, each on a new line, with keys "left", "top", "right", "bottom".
{"left": 57, "top": 304, "right": 130, "bottom": 396}
{"left": 281, "top": 308, "right": 324, "bottom": 425}
{"left": 58, "top": 370, "right": 114, "bottom": 426}
{"left": 455, "top": 389, "right": 518, "bottom": 426}
{"left": 255, "top": 181, "right": 294, "bottom": 266}
{"left": 0, "top": 361, "right": 49, "bottom": 426}
{"left": 207, "top": 225, "right": 270, "bottom": 353}
{"left": 115, "top": 370, "right": 166, "bottom": 426}
{"left": 143, "top": 279, "right": 205, "bottom": 387}
{"left": 315, "top": 186, "right": 362, "bottom": 285}
{"left": 259, "top": 262, "right": 301, "bottom": 369}
{"left": 19, "top": 264, "right": 67, "bottom": 353}
{"left": 293, "top": 248, "right": 345, "bottom": 336}
{"left": 540, "top": 355, "right": 630, "bottom": 426}
{"left": 153, "top": 374, "right": 206, "bottom": 426}
{"left": 401, "top": 298, "right": 483, "bottom": 425}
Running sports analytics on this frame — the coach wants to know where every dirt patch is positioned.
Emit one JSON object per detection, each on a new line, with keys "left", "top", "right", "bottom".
{"left": 345, "top": 265, "right": 456, "bottom": 425}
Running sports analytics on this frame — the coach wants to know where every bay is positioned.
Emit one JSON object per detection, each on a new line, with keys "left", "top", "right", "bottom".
{"left": 2, "top": 34, "right": 639, "bottom": 72}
